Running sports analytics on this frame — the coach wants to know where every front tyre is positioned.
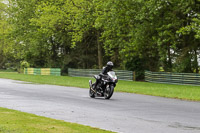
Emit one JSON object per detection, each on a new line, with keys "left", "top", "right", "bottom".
{"left": 104, "top": 85, "right": 114, "bottom": 99}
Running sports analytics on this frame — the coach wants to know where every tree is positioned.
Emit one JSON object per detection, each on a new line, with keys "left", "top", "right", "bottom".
{"left": 70, "top": 0, "right": 105, "bottom": 69}
{"left": 0, "top": 0, "right": 14, "bottom": 69}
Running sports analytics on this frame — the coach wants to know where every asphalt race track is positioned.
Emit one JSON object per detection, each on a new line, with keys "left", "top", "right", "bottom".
{"left": 0, "top": 78, "right": 200, "bottom": 133}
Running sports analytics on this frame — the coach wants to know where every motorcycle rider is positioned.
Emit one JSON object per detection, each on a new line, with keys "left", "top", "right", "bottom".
{"left": 102, "top": 61, "right": 114, "bottom": 75}
{"left": 93, "top": 61, "right": 114, "bottom": 90}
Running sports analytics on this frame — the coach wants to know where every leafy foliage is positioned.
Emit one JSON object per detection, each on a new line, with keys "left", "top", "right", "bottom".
{"left": 0, "top": 0, "right": 199, "bottom": 79}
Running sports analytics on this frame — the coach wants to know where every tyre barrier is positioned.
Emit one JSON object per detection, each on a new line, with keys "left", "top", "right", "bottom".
{"left": 24, "top": 68, "right": 61, "bottom": 76}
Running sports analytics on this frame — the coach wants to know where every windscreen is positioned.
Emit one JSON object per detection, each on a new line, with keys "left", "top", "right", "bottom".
{"left": 108, "top": 71, "right": 117, "bottom": 79}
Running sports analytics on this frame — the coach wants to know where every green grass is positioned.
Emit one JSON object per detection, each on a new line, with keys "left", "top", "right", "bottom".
{"left": 0, "top": 107, "right": 113, "bottom": 133}
{"left": 0, "top": 69, "right": 16, "bottom": 72}
{"left": 0, "top": 72, "right": 200, "bottom": 101}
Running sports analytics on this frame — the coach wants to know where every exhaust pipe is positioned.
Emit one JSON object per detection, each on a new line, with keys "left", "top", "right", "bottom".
{"left": 89, "top": 80, "right": 95, "bottom": 93}
{"left": 89, "top": 80, "right": 92, "bottom": 88}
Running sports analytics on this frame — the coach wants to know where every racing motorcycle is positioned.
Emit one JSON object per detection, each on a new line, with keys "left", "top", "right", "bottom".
{"left": 89, "top": 71, "right": 118, "bottom": 99}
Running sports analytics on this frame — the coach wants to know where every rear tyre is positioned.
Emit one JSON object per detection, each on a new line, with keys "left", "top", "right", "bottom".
{"left": 104, "top": 85, "right": 114, "bottom": 99}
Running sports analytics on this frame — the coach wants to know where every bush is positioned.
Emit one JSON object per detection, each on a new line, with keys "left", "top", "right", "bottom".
{"left": 19, "top": 61, "right": 30, "bottom": 73}
{"left": 125, "top": 56, "right": 145, "bottom": 81}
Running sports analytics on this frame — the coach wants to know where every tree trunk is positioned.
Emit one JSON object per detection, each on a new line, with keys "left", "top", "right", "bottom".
{"left": 97, "top": 31, "right": 103, "bottom": 69}
{"left": 167, "top": 45, "right": 172, "bottom": 71}
{"left": 194, "top": 49, "right": 199, "bottom": 73}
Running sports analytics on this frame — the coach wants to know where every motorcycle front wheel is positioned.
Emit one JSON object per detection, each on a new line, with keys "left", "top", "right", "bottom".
{"left": 104, "top": 85, "right": 114, "bottom": 99}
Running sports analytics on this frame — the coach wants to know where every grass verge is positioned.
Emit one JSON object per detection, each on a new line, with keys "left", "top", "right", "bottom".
{"left": 0, "top": 72, "right": 200, "bottom": 101}
{"left": 0, "top": 69, "right": 16, "bottom": 72}
{"left": 0, "top": 107, "right": 113, "bottom": 133}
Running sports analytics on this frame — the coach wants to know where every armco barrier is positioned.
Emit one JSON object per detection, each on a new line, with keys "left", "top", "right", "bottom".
{"left": 24, "top": 68, "right": 61, "bottom": 76}
{"left": 68, "top": 68, "right": 134, "bottom": 81}
{"left": 145, "top": 71, "right": 200, "bottom": 86}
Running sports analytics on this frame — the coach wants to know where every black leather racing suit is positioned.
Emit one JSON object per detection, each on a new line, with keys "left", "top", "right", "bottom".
{"left": 93, "top": 66, "right": 112, "bottom": 90}
{"left": 102, "top": 66, "right": 112, "bottom": 75}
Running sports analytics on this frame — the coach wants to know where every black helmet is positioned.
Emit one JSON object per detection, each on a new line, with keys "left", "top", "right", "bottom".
{"left": 107, "top": 61, "right": 114, "bottom": 69}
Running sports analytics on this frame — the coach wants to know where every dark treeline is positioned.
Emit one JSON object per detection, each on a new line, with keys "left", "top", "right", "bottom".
{"left": 0, "top": 0, "right": 200, "bottom": 79}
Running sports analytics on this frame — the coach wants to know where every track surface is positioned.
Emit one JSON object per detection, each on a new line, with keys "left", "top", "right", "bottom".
{"left": 0, "top": 78, "right": 200, "bottom": 133}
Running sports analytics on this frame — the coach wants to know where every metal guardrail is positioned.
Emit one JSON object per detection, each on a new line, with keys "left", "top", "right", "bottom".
{"left": 145, "top": 71, "right": 200, "bottom": 86}
{"left": 68, "top": 68, "right": 134, "bottom": 81}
